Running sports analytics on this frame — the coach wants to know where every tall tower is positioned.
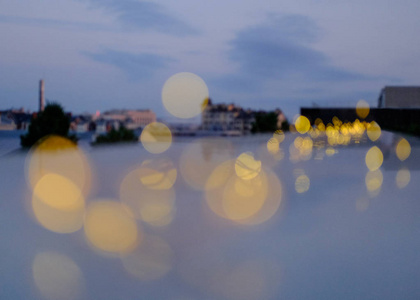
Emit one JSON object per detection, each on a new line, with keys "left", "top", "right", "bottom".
{"left": 39, "top": 79, "right": 45, "bottom": 112}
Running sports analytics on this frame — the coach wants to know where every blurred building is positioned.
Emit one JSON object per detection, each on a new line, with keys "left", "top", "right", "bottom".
{"left": 378, "top": 86, "right": 420, "bottom": 108}
{"left": 101, "top": 109, "right": 156, "bottom": 130}
{"left": 201, "top": 100, "right": 255, "bottom": 135}
{"left": 0, "top": 108, "right": 31, "bottom": 130}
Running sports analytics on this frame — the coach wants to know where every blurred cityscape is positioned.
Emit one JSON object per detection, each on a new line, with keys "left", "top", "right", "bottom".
{"left": 1, "top": 80, "right": 420, "bottom": 139}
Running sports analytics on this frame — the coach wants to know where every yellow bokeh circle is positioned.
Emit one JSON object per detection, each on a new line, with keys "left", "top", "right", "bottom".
{"left": 162, "top": 72, "right": 209, "bottom": 119}
{"left": 140, "top": 122, "right": 172, "bottom": 154}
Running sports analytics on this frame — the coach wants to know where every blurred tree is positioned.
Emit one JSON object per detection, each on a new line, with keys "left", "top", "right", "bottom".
{"left": 20, "top": 103, "right": 77, "bottom": 148}
{"left": 93, "top": 126, "right": 137, "bottom": 145}
{"left": 252, "top": 111, "right": 289, "bottom": 133}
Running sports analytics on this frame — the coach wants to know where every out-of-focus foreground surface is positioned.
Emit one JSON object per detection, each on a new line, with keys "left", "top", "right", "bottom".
{"left": 1, "top": 127, "right": 420, "bottom": 300}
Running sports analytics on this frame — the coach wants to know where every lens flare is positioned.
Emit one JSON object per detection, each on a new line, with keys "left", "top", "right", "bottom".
{"left": 295, "top": 175, "right": 310, "bottom": 193}
{"left": 365, "top": 169, "right": 383, "bottom": 193}
{"left": 396, "top": 138, "right": 411, "bottom": 161}
{"left": 273, "top": 130, "right": 285, "bottom": 143}
{"left": 205, "top": 161, "right": 278, "bottom": 223}
{"left": 139, "top": 158, "right": 177, "bottom": 190}
{"left": 33, "top": 251, "right": 84, "bottom": 300}
{"left": 236, "top": 170, "right": 283, "bottom": 225}
{"left": 366, "top": 121, "right": 381, "bottom": 142}
{"left": 140, "top": 122, "right": 172, "bottom": 154}
{"left": 267, "top": 138, "right": 279, "bottom": 154}
{"left": 179, "top": 138, "right": 234, "bottom": 191}
{"left": 26, "top": 135, "right": 91, "bottom": 195}
{"left": 222, "top": 172, "right": 268, "bottom": 220}
{"left": 365, "top": 146, "right": 383, "bottom": 171}
{"left": 120, "top": 168, "right": 175, "bottom": 227}
{"left": 32, "top": 173, "right": 85, "bottom": 234}
{"left": 294, "top": 116, "right": 310, "bottom": 134}
{"left": 356, "top": 100, "right": 370, "bottom": 119}
{"left": 235, "top": 152, "right": 261, "bottom": 180}
{"left": 396, "top": 167, "right": 410, "bottom": 189}
{"left": 162, "top": 72, "right": 209, "bottom": 119}
{"left": 84, "top": 201, "right": 139, "bottom": 254}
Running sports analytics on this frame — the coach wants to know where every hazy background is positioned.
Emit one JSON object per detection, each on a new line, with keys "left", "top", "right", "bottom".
{"left": 1, "top": 0, "right": 419, "bottom": 119}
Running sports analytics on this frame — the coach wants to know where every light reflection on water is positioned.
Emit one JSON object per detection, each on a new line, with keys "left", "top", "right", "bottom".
{"left": 1, "top": 130, "right": 420, "bottom": 299}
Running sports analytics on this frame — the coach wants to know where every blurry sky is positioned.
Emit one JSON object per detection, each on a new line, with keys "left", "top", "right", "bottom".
{"left": 0, "top": 0, "right": 419, "bottom": 119}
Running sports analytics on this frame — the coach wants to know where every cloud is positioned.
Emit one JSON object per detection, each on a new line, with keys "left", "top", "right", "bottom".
{"left": 212, "top": 14, "right": 371, "bottom": 95}
{"left": 84, "top": 0, "right": 198, "bottom": 36}
{"left": 0, "top": 14, "right": 111, "bottom": 31}
{"left": 228, "top": 14, "right": 366, "bottom": 81}
{"left": 84, "top": 49, "right": 174, "bottom": 80}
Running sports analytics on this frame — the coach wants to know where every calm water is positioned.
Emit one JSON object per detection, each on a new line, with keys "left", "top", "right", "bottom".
{"left": 1, "top": 131, "right": 420, "bottom": 299}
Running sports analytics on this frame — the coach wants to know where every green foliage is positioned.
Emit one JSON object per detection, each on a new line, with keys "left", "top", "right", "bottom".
{"left": 251, "top": 112, "right": 288, "bottom": 133}
{"left": 93, "top": 126, "right": 137, "bottom": 145}
{"left": 20, "top": 103, "right": 77, "bottom": 148}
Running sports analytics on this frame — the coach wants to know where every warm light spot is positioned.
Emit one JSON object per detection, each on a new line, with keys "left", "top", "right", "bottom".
{"left": 365, "top": 170, "right": 383, "bottom": 193}
{"left": 120, "top": 168, "right": 175, "bottom": 227}
{"left": 273, "top": 130, "right": 285, "bottom": 143}
{"left": 162, "top": 72, "right": 209, "bottom": 119}
{"left": 325, "top": 147, "right": 335, "bottom": 156}
{"left": 317, "top": 122, "right": 325, "bottom": 131}
{"left": 396, "top": 138, "right": 411, "bottom": 161}
{"left": 84, "top": 201, "right": 139, "bottom": 253}
{"left": 222, "top": 173, "right": 268, "bottom": 221}
{"left": 365, "top": 146, "right": 383, "bottom": 171}
{"left": 139, "top": 158, "right": 177, "bottom": 190}
{"left": 367, "top": 121, "right": 381, "bottom": 142}
{"left": 140, "top": 122, "right": 172, "bottom": 154}
{"left": 295, "top": 175, "right": 310, "bottom": 193}
{"left": 294, "top": 136, "right": 303, "bottom": 149}
{"left": 33, "top": 251, "right": 84, "bottom": 300}
{"left": 356, "top": 100, "right": 370, "bottom": 119}
{"left": 267, "top": 138, "right": 279, "bottom": 154}
{"left": 294, "top": 116, "right": 311, "bottom": 134}
{"left": 205, "top": 160, "right": 235, "bottom": 191}
{"left": 332, "top": 116, "right": 342, "bottom": 126}
{"left": 121, "top": 235, "right": 173, "bottom": 281}
{"left": 237, "top": 170, "right": 283, "bottom": 225}
{"left": 26, "top": 135, "right": 91, "bottom": 195}
{"left": 32, "top": 173, "right": 85, "bottom": 234}
{"left": 179, "top": 138, "right": 234, "bottom": 190}
{"left": 396, "top": 167, "right": 410, "bottom": 189}
{"left": 235, "top": 152, "right": 261, "bottom": 180}
{"left": 205, "top": 162, "right": 269, "bottom": 222}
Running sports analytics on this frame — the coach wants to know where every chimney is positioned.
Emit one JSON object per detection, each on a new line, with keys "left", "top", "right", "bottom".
{"left": 39, "top": 79, "right": 45, "bottom": 112}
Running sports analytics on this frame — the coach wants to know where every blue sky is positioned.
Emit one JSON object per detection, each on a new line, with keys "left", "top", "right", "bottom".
{"left": 1, "top": 0, "right": 419, "bottom": 120}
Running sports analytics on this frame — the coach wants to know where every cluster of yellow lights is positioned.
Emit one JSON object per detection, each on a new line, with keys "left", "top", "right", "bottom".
{"left": 26, "top": 89, "right": 417, "bottom": 292}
